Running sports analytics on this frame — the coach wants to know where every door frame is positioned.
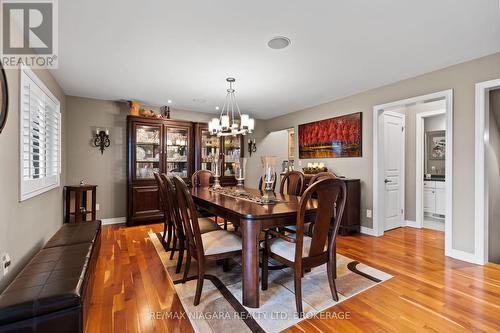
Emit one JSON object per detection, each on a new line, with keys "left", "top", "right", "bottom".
{"left": 415, "top": 109, "right": 446, "bottom": 229}
{"left": 475, "top": 79, "right": 500, "bottom": 265}
{"left": 380, "top": 111, "right": 406, "bottom": 231}
{"left": 372, "top": 90, "right": 453, "bottom": 258}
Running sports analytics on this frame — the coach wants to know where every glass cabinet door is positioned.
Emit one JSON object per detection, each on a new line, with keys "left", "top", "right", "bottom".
{"left": 135, "top": 124, "right": 161, "bottom": 180}
{"left": 200, "top": 129, "right": 219, "bottom": 171}
{"left": 223, "top": 136, "right": 242, "bottom": 176}
{"left": 166, "top": 127, "right": 189, "bottom": 178}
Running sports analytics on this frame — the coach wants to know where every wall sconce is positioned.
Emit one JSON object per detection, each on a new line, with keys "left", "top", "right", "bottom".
{"left": 93, "top": 128, "right": 110, "bottom": 154}
{"left": 248, "top": 138, "right": 257, "bottom": 156}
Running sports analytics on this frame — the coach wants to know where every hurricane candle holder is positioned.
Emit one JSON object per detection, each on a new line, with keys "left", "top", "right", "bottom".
{"left": 261, "top": 156, "right": 277, "bottom": 203}
{"left": 234, "top": 157, "right": 247, "bottom": 195}
{"left": 211, "top": 157, "right": 223, "bottom": 190}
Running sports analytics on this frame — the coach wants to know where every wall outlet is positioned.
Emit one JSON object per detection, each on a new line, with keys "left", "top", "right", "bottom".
{"left": 366, "top": 209, "right": 372, "bottom": 218}
{"left": 96, "top": 203, "right": 100, "bottom": 211}
{"left": 1, "top": 252, "right": 11, "bottom": 276}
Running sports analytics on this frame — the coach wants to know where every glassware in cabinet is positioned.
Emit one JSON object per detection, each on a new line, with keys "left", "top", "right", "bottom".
{"left": 200, "top": 129, "right": 219, "bottom": 171}
{"left": 223, "top": 136, "right": 242, "bottom": 176}
{"left": 135, "top": 125, "right": 161, "bottom": 179}
{"left": 166, "top": 127, "right": 189, "bottom": 178}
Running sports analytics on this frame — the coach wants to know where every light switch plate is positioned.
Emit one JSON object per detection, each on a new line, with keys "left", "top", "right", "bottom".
{"left": 1, "top": 252, "right": 11, "bottom": 276}
{"left": 96, "top": 203, "right": 100, "bottom": 211}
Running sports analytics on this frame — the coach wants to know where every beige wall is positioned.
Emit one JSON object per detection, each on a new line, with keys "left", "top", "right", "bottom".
{"left": 250, "top": 129, "right": 291, "bottom": 192}
{"left": 65, "top": 97, "right": 219, "bottom": 219}
{"left": 264, "top": 52, "right": 500, "bottom": 254}
{"left": 244, "top": 120, "right": 270, "bottom": 189}
{"left": 488, "top": 89, "right": 500, "bottom": 264}
{"left": 0, "top": 68, "right": 66, "bottom": 290}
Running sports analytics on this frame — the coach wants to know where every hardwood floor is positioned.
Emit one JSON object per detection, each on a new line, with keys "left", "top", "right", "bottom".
{"left": 86, "top": 224, "right": 500, "bottom": 333}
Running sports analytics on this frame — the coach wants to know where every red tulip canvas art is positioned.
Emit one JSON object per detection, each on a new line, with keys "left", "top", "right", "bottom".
{"left": 298, "top": 112, "right": 362, "bottom": 158}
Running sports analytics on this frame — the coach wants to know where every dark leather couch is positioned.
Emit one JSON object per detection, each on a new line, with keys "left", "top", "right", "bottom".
{"left": 0, "top": 221, "right": 101, "bottom": 333}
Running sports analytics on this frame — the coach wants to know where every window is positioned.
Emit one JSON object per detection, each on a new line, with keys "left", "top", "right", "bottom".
{"left": 20, "top": 66, "right": 61, "bottom": 201}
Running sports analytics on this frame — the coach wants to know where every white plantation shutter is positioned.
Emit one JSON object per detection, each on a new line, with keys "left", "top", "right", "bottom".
{"left": 20, "top": 67, "right": 61, "bottom": 201}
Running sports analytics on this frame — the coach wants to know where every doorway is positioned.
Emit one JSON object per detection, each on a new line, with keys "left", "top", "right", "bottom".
{"left": 475, "top": 79, "right": 500, "bottom": 265}
{"left": 416, "top": 109, "right": 447, "bottom": 231}
{"left": 373, "top": 90, "right": 453, "bottom": 256}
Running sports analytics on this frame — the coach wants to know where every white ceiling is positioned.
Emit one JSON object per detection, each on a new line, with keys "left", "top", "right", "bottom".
{"left": 52, "top": 0, "right": 500, "bottom": 119}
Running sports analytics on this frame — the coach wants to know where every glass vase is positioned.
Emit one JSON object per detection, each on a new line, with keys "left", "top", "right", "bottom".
{"left": 261, "top": 156, "right": 277, "bottom": 203}
{"left": 233, "top": 157, "right": 247, "bottom": 194}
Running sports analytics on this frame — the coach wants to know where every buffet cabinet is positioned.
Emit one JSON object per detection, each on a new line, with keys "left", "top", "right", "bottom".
{"left": 194, "top": 123, "right": 244, "bottom": 186}
{"left": 304, "top": 175, "right": 361, "bottom": 235}
{"left": 127, "top": 117, "right": 244, "bottom": 226}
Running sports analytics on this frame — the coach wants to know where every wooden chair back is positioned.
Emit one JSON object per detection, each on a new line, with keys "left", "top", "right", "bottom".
{"left": 280, "top": 171, "right": 305, "bottom": 196}
{"left": 154, "top": 172, "right": 170, "bottom": 223}
{"left": 172, "top": 175, "right": 205, "bottom": 257}
{"left": 160, "top": 174, "right": 185, "bottom": 240}
{"left": 295, "top": 178, "right": 346, "bottom": 261}
{"left": 258, "top": 172, "right": 277, "bottom": 192}
{"left": 191, "top": 170, "right": 213, "bottom": 187}
{"left": 309, "top": 171, "right": 337, "bottom": 185}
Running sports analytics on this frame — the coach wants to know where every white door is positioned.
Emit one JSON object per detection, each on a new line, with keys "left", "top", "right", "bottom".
{"left": 383, "top": 113, "right": 405, "bottom": 231}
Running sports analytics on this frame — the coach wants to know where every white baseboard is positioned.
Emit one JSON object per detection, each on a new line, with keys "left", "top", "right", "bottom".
{"left": 360, "top": 226, "right": 377, "bottom": 236}
{"left": 404, "top": 220, "right": 421, "bottom": 228}
{"left": 101, "top": 217, "right": 126, "bottom": 225}
{"left": 447, "top": 248, "right": 483, "bottom": 265}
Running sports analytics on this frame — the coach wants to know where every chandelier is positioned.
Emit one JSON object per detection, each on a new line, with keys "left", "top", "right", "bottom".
{"left": 208, "top": 78, "right": 254, "bottom": 137}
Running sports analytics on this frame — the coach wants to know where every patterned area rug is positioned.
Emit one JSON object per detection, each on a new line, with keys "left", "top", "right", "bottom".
{"left": 149, "top": 232, "right": 392, "bottom": 333}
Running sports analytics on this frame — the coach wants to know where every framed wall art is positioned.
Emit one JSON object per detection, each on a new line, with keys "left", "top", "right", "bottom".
{"left": 298, "top": 112, "right": 362, "bottom": 159}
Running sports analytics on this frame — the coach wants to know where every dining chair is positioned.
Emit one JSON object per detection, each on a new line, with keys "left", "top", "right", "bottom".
{"left": 161, "top": 174, "right": 221, "bottom": 273}
{"left": 261, "top": 178, "right": 347, "bottom": 316}
{"left": 173, "top": 175, "right": 243, "bottom": 306}
{"left": 286, "top": 171, "right": 337, "bottom": 235}
{"left": 191, "top": 170, "right": 213, "bottom": 187}
{"left": 280, "top": 171, "right": 305, "bottom": 196}
{"left": 153, "top": 172, "right": 173, "bottom": 249}
{"left": 309, "top": 171, "right": 337, "bottom": 184}
{"left": 258, "top": 172, "right": 277, "bottom": 192}
{"left": 191, "top": 169, "right": 229, "bottom": 229}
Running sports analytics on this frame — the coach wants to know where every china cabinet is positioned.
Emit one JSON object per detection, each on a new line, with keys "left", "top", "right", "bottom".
{"left": 194, "top": 123, "right": 244, "bottom": 186}
{"left": 127, "top": 116, "right": 193, "bottom": 226}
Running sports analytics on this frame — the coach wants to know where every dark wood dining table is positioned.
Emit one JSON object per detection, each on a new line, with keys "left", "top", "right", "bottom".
{"left": 190, "top": 186, "right": 317, "bottom": 308}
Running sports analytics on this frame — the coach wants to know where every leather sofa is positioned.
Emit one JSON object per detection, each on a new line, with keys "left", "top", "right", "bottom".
{"left": 0, "top": 221, "right": 101, "bottom": 333}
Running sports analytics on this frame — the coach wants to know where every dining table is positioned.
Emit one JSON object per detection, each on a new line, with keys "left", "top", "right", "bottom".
{"left": 190, "top": 186, "right": 317, "bottom": 308}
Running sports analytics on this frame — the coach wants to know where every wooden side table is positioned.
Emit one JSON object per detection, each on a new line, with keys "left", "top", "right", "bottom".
{"left": 64, "top": 185, "right": 97, "bottom": 223}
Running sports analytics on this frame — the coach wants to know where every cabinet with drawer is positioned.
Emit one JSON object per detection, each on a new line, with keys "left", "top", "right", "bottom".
{"left": 423, "top": 180, "right": 445, "bottom": 217}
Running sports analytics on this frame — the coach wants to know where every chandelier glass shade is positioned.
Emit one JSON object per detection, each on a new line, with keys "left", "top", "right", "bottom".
{"left": 209, "top": 78, "right": 255, "bottom": 137}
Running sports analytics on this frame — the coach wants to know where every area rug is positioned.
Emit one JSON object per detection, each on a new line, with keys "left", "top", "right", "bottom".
{"left": 149, "top": 232, "right": 392, "bottom": 333}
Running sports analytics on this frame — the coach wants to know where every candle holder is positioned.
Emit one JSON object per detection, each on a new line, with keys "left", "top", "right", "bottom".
{"left": 211, "top": 157, "right": 223, "bottom": 190}
{"left": 233, "top": 157, "right": 247, "bottom": 195}
{"left": 93, "top": 128, "right": 110, "bottom": 154}
{"left": 261, "top": 156, "right": 277, "bottom": 203}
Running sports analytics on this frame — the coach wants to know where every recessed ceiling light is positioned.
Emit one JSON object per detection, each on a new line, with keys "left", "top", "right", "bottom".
{"left": 193, "top": 98, "right": 207, "bottom": 103}
{"left": 215, "top": 106, "right": 220, "bottom": 111}
{"left": 268, "top": 36, "right": 291, "bottom": 50}
{"left": 167, "top": 99, "right": 172, "bottom": 104}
